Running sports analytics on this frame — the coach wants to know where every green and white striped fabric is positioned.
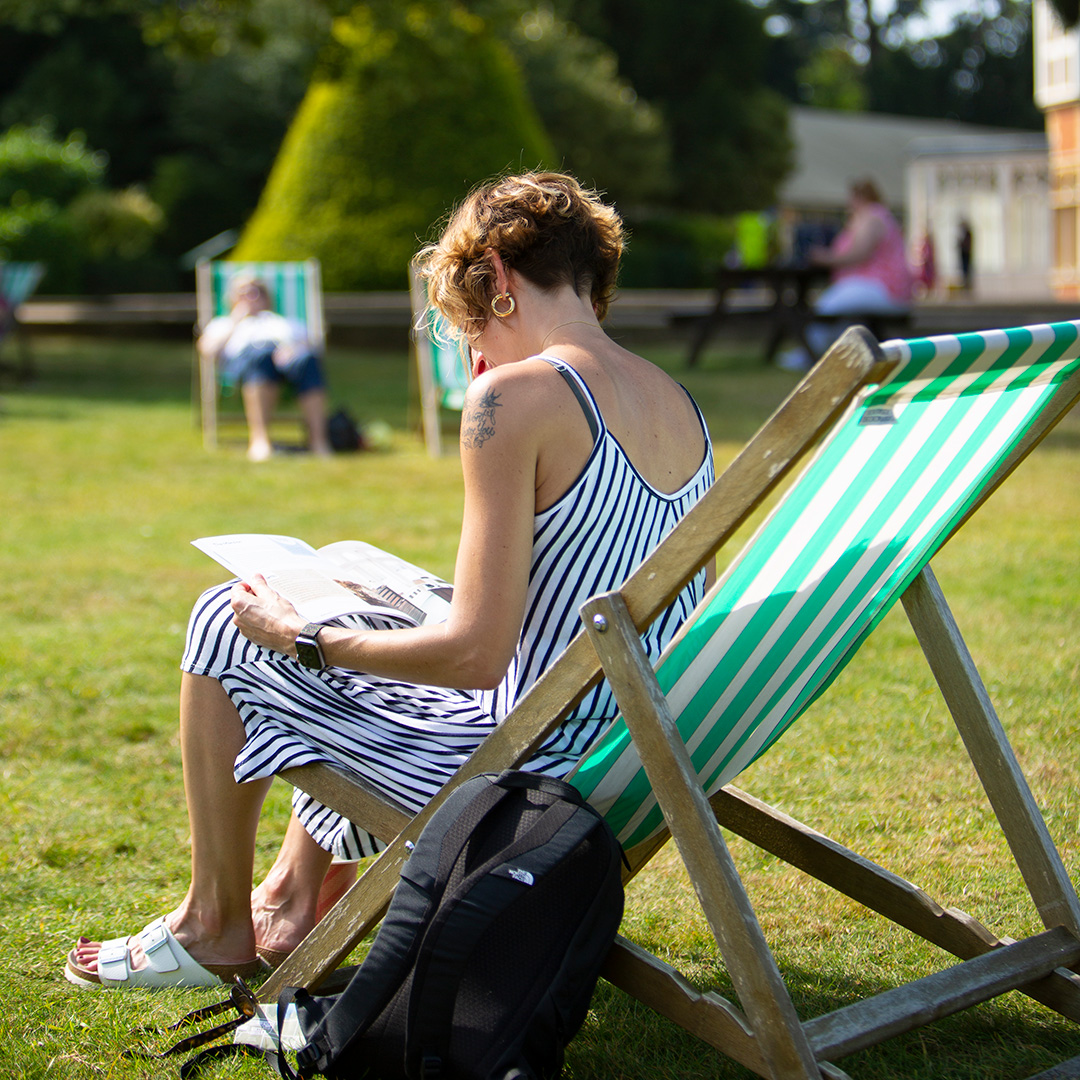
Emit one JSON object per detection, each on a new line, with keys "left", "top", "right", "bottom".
{"left": 571, "top": 320, "right": 1080, "bottom": 849}
{"left": 201, "top": 259, "right": 324, "bottom": 348}
{"left": 425, "top": 309, "right": 470, "bottom": 410}
{"left": 0, "top": 261, "right": 45, "bottom": 309}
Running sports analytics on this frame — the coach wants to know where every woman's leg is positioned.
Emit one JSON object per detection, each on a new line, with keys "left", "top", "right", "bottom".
{"left": 299, "top": 386, "right": 332, "bottom": 457}
{"left": 71, "top": 673, "right": 272, "bottom": 974}
{"left": 241, "top": 380, "right": 280, "bottom": 462}
{"left": 172, "top": 671, "right": 272, "bottom": 960}
{"left": 250, "top": 811, "right": 335, "bottom": 959}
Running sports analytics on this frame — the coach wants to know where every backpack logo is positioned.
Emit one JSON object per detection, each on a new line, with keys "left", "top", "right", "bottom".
{"left": 507, "top": 867, "right": 535, "bottom": 885}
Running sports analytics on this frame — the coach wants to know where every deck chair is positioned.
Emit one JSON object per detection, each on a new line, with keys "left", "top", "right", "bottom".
{"left": 194, "top": 258, "right": 325, "bottom": 451}
{"left": 409, "top": 258, "right": 470, "bottom": 456}
{"left": 266, "top": 320, "right": 1080, "bottom": 1078}
{"left": 0, "top": 260, "right": 45, "bottom": 381}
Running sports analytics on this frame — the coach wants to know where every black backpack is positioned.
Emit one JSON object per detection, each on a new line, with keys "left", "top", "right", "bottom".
{"left": 273, "top": 769, "right": 625, "bottom": 1080}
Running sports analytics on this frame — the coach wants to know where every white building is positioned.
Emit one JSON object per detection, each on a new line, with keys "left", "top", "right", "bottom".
{"left": 906, "top": 133, "right": 1050, "bottom": 300}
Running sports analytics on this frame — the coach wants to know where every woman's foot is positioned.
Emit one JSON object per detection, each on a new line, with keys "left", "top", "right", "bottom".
{"left": 250, "top": 860, "right": 357, "bottom": 967}
{"left": 247, "top": 440, "right": 274, "bottom": 462}
{"left": 65, "top": 911, "right": 260, "bottom": 990}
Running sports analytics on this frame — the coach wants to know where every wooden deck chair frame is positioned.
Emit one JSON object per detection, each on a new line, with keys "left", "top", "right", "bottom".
{"left": 194, "top": 258, "right": 325, "bottom": 451}
{"left": 263, "top": 324, "right": 1080, "bottom": 1079}
{"left": 409, "top": 258, "right": 470, "bottom": 456}
{"left": 0, "top": 260, "right": 45, "bottom": 382}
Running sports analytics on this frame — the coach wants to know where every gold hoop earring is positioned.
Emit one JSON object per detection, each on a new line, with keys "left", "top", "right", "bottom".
{"left": 491, "top": 292, "right": 515, "bottom": 318}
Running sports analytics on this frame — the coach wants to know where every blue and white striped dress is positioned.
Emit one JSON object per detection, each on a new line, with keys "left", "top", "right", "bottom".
{"left": 181, "top": 359, "right": 715, "bottom": 858}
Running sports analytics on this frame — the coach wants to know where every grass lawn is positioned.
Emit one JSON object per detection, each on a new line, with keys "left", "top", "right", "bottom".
{"left": 1, "top": 328, "right": 1079, "bottom": 1078}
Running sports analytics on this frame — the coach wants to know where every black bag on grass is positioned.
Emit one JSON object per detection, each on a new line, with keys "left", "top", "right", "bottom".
{"left": 327, "top": 408, "right": 365, "bottom": 452}
{"left": 280, "top": 769, "right": 624, "bottom": 1080}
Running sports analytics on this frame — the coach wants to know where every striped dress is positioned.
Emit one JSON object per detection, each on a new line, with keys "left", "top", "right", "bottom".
{"left": 180, "top": 359, "right": 715, "bottom": 858}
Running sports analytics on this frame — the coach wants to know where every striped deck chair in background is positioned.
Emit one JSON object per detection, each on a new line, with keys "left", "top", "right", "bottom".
{"left": 266, "top": 321, "right": 1080, "bottom": 1078}
{"left": 0, "top": 260, "right": 45, "bottom": 381}
{"left": 194, "top": 258, "right": 325, "bottom": 451}
{"left": 409, "top": 258, "right": 470, "bottom": 456}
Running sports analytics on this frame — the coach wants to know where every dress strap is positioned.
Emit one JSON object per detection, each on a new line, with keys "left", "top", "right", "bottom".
{"left": 537, "top": 357, "right": 601, "bottom": 442}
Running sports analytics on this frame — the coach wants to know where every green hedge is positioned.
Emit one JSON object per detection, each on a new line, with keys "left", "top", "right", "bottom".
{"left": 235, "top": 5, "right": 555, "bottom": 291}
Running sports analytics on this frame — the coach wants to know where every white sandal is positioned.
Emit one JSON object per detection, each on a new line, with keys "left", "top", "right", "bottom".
{"left": 64, "top": 916, "right": 261, "bottom": 990}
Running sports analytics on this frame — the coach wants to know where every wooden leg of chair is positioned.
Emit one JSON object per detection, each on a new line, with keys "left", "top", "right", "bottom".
{"left": 199, "top": 352, "right": 218, "bottom": 451}
{"left": 903, "top": 566, "right": 1080, "bottom": 935}
{"left": 584, "top": 591, "right": 824, "bottom": 1080}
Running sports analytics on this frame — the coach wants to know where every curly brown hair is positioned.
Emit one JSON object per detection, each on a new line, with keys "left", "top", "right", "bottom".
{"left": 415, "top": 171, "right": 624, "bottom": 340}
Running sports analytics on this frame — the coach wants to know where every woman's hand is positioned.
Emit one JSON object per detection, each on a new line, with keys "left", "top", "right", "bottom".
{"left": 230, "top": 574, "right": 307, "bottom": 656}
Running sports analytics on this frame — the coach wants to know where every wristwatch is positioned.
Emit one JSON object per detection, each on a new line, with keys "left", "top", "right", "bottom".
{"left": 295, "top": 622, "right": 326, "bottom": 670}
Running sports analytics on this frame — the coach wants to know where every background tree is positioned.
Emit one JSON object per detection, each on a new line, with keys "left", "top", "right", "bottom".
{"left": 0, "top": 0, "right": 330, "bottom": 288}
{"left": 507, "top": 6, "right": 673, "bottom": 208}
{"left": 234, "top": 2, "right": 555, "bottom": 290}
{"left": 557, "top": 0, "right": 794, "bottom": 214}
{"left": 755, "top": 0, "right": 1042, "bottom": 129}
{"left": 0, "top": 124, "right": 162, "bottom": 292}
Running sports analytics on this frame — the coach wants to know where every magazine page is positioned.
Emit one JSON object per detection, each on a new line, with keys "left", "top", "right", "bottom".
{"left": 191, "top": 534, "right": 450, "bottom": 625}
{"left": 316, "top": 540, "right": 453, "bottom": 626}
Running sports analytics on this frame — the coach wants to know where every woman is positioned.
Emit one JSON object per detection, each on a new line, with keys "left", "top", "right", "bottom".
{"left": 66, "top": 172, "right": 715, "bottom": 989}
{"left": 779, "top": 177, "right": 912, "bottom": 371}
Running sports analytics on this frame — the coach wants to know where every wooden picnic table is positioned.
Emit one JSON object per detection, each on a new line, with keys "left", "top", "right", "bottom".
{"left": 687, "top": 263, "right": 830, "bottom": 367}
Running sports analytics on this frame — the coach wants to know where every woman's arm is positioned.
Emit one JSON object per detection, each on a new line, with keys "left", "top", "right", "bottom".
{"left": 196, "top": 314, "right": 238, "bottom": 359}
{"left": 230, "top": 367, "right": 542, "bottom": 690}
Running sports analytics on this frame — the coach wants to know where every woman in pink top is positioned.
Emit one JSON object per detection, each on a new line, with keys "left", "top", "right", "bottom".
{"left": 779, "top": 178, "right": 912, "bottom": 370}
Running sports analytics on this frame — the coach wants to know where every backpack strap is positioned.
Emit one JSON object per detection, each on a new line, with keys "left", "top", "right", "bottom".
{"left": 405, "top": 795, "right": 602, "bottom": 1078}
{"left": 432, "top": 776, "right": 515, "bottom": 889}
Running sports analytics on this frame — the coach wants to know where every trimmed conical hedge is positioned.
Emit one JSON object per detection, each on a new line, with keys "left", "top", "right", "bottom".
{"left": 234, "top": 4, "right": 555, "bottom": 290}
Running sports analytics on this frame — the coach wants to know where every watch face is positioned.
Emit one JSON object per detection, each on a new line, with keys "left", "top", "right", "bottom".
{"left": 296, "top": 637, "right": 323, "bottom": 669}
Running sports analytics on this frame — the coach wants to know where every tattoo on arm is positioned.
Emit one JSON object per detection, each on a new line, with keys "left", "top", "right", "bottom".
{"left": 462, "top": 388, "right": 502, "bottom": 448}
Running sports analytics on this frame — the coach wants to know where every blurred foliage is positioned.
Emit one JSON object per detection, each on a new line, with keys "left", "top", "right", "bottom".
{"left": 756, "top": 0, "right": 1042, "bottom": 129}
{"left": 618, "top": 211, "right": 735, "bottom": 289}
{"left": 507, "top": 6, "right": 672, "bottom": 208}
{"left": 0, "top": 124, "right": 104, "bottom": 291}
{"left": 0, "top": 125, "right": 168, "bottom": 292}
{"left": 556, "top": 0, "right": 794, "bottom": 213}
{"left": 235, "top": 3, "right": 555, "bottom": 290}
{"left": 0, "top": 124, "right": 104, "bottom": 205}
{"left": 797, "top": 45, "right": 870, "bottom": 112}
{"left": 67, "top": 187, "right": 164, "bottom": 261}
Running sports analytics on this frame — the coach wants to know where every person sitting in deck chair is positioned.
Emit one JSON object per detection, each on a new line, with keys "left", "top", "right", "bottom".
{"left": 197, "top": 273, "right": 332, "bottom": 462}
{"left": 65, "top": 171, "right": 716, "bottom": 990}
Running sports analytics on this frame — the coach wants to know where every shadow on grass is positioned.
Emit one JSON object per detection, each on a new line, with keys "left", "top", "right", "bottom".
{"left": 572, "top": 956, "right": 1080, "bottom": 1079}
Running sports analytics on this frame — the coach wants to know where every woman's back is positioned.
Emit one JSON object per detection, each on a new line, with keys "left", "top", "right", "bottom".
{"left": 480, "top": 355, "right": 714, "bottom": 762}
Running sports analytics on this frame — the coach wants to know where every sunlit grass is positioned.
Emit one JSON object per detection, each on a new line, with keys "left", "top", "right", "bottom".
{"left": 1, "top": 331, "right": 1079, "bottom": 1078}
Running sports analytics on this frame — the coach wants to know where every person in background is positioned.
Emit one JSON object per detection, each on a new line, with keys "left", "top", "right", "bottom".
{"left": 778, "top": 177, "right": 912, "bottom": 371}
{"left": 198, "top": 274, "right": 332, "bottom": 462}
{"left": 957, "top": 219, "right": 974, "bottom": 291}
{"left": 65, "top": 171, "right": 715, "bottom": 990}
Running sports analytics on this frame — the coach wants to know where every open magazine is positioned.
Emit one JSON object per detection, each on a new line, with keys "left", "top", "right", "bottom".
{"left": 191, "top": 534, "right": 453, "bottom": 626}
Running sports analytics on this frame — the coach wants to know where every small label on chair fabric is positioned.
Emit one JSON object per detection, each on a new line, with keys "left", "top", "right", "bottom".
{"left": 860, "top": 406, "right": 897, "bottom": 426}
